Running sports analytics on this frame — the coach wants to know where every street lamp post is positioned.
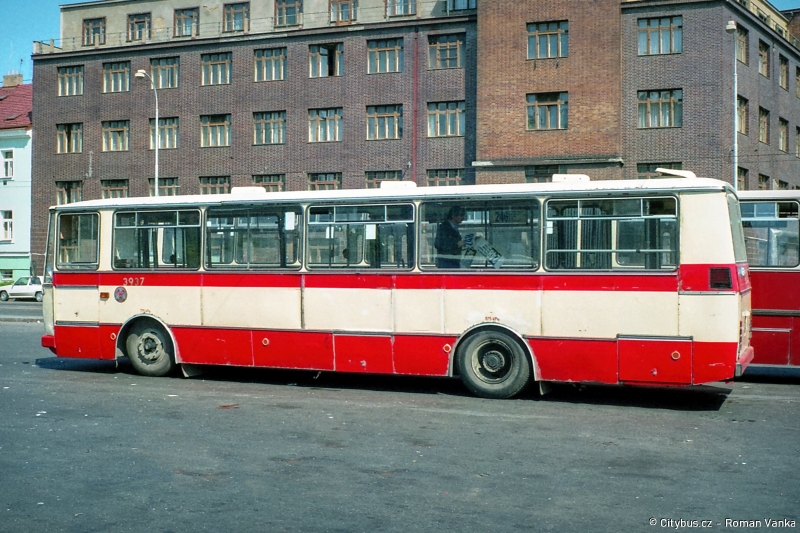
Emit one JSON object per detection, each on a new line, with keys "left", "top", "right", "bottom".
{"left": 134, "top": 69, "right": 159, "bottom": 196}
{"left": 726, "top": 20, "right": 738, "bottom": 191}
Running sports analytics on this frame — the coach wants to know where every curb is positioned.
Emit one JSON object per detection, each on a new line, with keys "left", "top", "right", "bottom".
{"left": 0, "top": 317, "right": 43, "bottom": 323}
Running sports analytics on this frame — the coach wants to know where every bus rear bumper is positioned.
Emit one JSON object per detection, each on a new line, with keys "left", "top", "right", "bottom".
{"left": 735, "top": 345, "right": 755, "bottom": 377}
{"left": 41, "top": 334, "right": 56, "bottom": 354}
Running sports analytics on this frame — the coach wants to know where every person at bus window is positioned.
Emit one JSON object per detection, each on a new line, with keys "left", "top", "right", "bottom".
{"left": 435, "top": 206, "right": 465, "bottom": 268}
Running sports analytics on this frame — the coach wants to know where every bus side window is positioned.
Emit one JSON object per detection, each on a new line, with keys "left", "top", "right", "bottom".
{"left": 742, "top": 201, "right": 800, "bottom": 267}
{"left": 113, "top": 210, "right": 201, "bottom": 270}
{"left": 57, "top": 213, "right": 99, "bottom": 270}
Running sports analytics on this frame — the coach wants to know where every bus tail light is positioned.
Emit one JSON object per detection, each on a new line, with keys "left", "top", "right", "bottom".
{"left": 709, "top": 267, "right": 733, "bottom": 290}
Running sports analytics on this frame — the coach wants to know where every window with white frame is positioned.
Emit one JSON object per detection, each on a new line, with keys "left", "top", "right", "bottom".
{"left": 175, "top": 8, "right": 200, "bottom": 37}
{"left": 309, "top": 108, "right": 343, "bottom": 142}
{"left": 1, "top": 150, "right": 12, "bottom": 179}
{"left": 127, "top": 13, "right": 151, "bottom": 41}
{"left": 367, "top": 105, "right": 403, "bottom": 140}
{"left": 150, "top": 117, "right": 179, "bottom": 149}
{"left": 528, "top": 21, "right": 569, "bottom": 59}
{"left": 331, "top": 1, "right": 357, "bottom": 22}
{"left": 427, "top": 169, "right": 463, "bottom": 186}
{"left": 309, "top": 44, "right": 343, "bottom": 77}
{"left": 276, "top": 0, "right": 302, "bottom": 26}
{"left": 255, "top": 48, "right": 286, "bottom": 81}
{"left": 102, "top": 120, "right": 130, "bottom": 151}
{"left": 58, "top": 66, "right": 84, "bottom": 96}
{"left": 101, "top": 179, "right": 129, "bottom": 199}
{"left": 367, "top": 39, "right": 403, "bottom": 73}
{"left": 0, "top": 211, "right": 11, "bottom": 241}
{"left": 637, "top": 90, "right": 682, "bottom": 128}
{"left": 527, "top": 92, "right": 568, "bottom": 130}
{"left": 57, "top": 123, "right": 83, "bottom": 154}
{"left": 779, "top": 118, "right": 788, "bottom": 152}
{"left": 254, "top": 111, "right": 286, "bottom": 144}
{"left": 308, "top": 173, "right": 341, "bottom": 190}
{"left": 151, "top": 57, "right": 180, "bottom": 89}
{"left": 427, "top": 101, "right": 465, "bottom": 137}
{"left": 103, "top": 61, "right": 130, "bottom": 93}
{"left": 202, "top": 53, "right": 232, "bottom": 85}
{"left": 428, "top": 34, "right": 465, "bottom": 69}
{"left": 149, "top": 177, "right": 180, "bottom": 196}
{"left": 83, "top": 18, "right": 106, "bottom": 46}
{"left": 253, "top": 174, "right": 286, "bottom": 192}
{"left": 56, "top": 181, "right": 83, "bottom": 205}
{"left": 637, "top": 16, "right": 682, "bottom": 55}
{"left": 200, "top": 176, "right": 230, "bottom": 194}
{"left": 366, "top": 170, "right": 402, "bottom": 188}
{"left": 223, "top": 3, "right": 249, "bottom": 32}
{"left": 448, "top": 0, "right": 475, "bottom": 10}
{"left": 387, "top": 0, "right": 415, "bottom": 16}
{"left": 201, "top": 114, "right": 231, "bottom": 147}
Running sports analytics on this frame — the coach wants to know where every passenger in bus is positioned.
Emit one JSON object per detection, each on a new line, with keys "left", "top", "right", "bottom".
{"left": 435, "top": 206, "right": 465, "bottom": 268}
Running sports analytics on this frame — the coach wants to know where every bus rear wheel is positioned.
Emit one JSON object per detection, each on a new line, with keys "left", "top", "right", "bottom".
{"left": 456, "top": 330, "right": 531, "bottom": 399}
{"left": 125, "top": 320, "right": 176, "bottom": 377}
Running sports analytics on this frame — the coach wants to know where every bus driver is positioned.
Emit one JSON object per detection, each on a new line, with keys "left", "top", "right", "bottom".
{"left": 435, "top": 206, "right": 465, "bottom": 268}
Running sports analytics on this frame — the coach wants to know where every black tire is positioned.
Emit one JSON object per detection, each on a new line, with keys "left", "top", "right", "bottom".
{"left": 0, "top": 291, "right": 8, "bottom": 302}
{"left": 456, "top": 330, "right": 531, "bottom": 399}
{"left": 125, "top": 319, "right": 176, "bottom": 377}
{"left": 35, "top": 292, "right": 43, "bottom": 303}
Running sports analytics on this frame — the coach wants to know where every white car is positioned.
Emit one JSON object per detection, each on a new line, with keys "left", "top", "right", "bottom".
{"left": 0, "top": 276, "right": 43, "bottom": 302}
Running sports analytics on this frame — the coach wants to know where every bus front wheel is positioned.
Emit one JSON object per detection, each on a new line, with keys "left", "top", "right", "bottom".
{"left": 125, "top": 320, "right": 176, "bottom": 377}
{"left": 456, "top": 330, "right": 531, "bottom": 399}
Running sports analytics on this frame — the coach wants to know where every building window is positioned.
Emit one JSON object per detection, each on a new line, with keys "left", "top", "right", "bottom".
{"left": 637, "top": 90, "right": 682, "bottom": 128}
{"left": 759, "top": 41, "right": 770, "bottom": 78}
{"left": 448, "top": 0, "right": 475, "bottom": 10}
{"left": 151, "top": 57, "right": 180, "bottom": 88}
{"left": 779, "top": 55, "right": 788, "bottom": 89}
{"left": 0, "top": 211, "right": 12, "bottom": 241}
{"left": 255, "top": 48, "right": 286, "bottom": 81}
{"left": 254, "top": 111, "right": 286, "bottom": 144}
{"left": 525, "top": 165, "right": 565, "bottom": 183}
{"left": 367, "top": 105, "right": 403, "bottom": 140}
{"left": 797, "top": 127, "right": 800, "bottom": 158}
{"left": 308, "top": 173, "right": 341, "bottom": 190}
{"left": 778, "top": 180, "right": 789, "bottom": 190}
{"left": 637, "top": 16, "right": 682, "bottom": 55}
{"left": 83, "top": 18, "right": 105, "bottom": 46}
{"left": 737, "top": 167, "right": 748, "bottom": 191}
{"left": 427, "top": 101, "right": 465, "bottom": 137}
{"left": 366, "top": 170, "right": 402, "bottom": 188}
{"left": 758, "top": 174, "right": 769, "bottom": 190}
{"left": 201, "top": 114, "right": 231, "bottom": 147}
{"left": 427, "top": 169, "right": 463, "bottom": 186}
{"left": 101, "top": 179, "right": 129, "bottom": 199}
{"left": 737, "top": 96, "right": 748, "bottom": 135}
{"left": 797, "top": 67, "right": 800, "bottom": 99}
{"left": 200, "top": 176, "right": 230, "bottom": 194}
{"left": 202, "top": 53, "right": 232, "bottom": 85}
{"left": 127, "top": 13, "right": 151, "bottom": 41}
{"left": 149, "top": 177, "right": 180, "bottom": 196}
{"left": 309, "top": 44, "right": 343, "bottom": 77}
{"left": 527, "top": 92, "right": 568, "bottom": 130}
{"left": 57, "top": 123, "right": 83, "bottom": 154}
{"left": 253, "top": 174, "right": 285, "bottom": 192}
{"left": 276, "top": 0, "right": 302, "bottom": 26}
{"left": 175, "top": 8, "right": 200, "bottom": 37}
{"left": 102, "top": 120, "right": 130, "bottom": 151}
{"left": 636, "top": 162, "right": 682, "bottom": 179}
{"left": 528, "top": 21, "right": 568, "bottom": 59}
{"left": 428, "top": 34, "right": 465, "bottom": 69}
{"left": 150, "top": 117, "right": 179, "bottom": 149}
{"left": 367, "top": 39, "right": 403, "bottom": 73}
{"left": 58, "top": 66, "right": 84, "bottom": 96}
{"left": 223, "top": 3, "right": 249, "bottom": 32}
{"left": 387, "top": 0, "right": 416, "bottom": 16}
{"left": 1, "top": 150, "right": 12, "bottom": 179}
{"left": 309, "top": 108, "right": 343, "bottom": 142}
{"left": 736, "top": 27, "right": 748, "bottom": 64}
{"left": 103, "top": 61, "right": 130, "bottom": 93}
{"left": 779, "top": 118, "right": 788, "bottom": 152}
{"left": 759, "top": 107, "right": 770, "bottom": 144}
{"left": 56, "top": 181, "right": 83, "bottom": 205}
{"left": 331, "top": 1, "right": 357, "bottom": 22}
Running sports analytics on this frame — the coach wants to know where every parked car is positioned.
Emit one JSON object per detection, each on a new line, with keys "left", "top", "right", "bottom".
{"left": 0, "top": 276, "right": 43, "bottom": 302}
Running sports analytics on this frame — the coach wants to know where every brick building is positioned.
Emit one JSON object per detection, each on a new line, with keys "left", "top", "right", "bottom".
{"left": 29, "top": 0, "right": 800, "bottom": 257}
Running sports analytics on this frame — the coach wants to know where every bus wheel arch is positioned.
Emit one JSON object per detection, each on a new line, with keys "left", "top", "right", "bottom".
{"left": 453, "top": 325, "right": 535, "bottom": 399}
{"left": 118, "top": 315, "right": 179, "bottom": 377}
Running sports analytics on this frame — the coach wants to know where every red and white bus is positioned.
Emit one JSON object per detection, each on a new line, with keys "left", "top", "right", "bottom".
{"left": 739, "top": 191, "right": 800, "bottom": 368}
{"left": 41, "top": 176, "right": 753, "bottom": 398}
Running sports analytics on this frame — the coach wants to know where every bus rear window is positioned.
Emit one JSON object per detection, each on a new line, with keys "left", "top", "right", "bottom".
{"left": 56, "top": 213, "right": 99, "bottom": 270}
{"left": 741, "top": 200, "right": 799, "bottom": 267}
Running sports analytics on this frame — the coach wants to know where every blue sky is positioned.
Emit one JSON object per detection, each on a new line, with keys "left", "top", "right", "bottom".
{"left": 2, "top": 0, "right": 800, "bottom": 84}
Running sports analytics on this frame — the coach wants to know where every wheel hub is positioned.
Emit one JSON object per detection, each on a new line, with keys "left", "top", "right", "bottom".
{"left": 481, "top": 349, "right": 507, "bottom": 373}
{"left": 138, "top": 333, "right": 163, "bottom": 361}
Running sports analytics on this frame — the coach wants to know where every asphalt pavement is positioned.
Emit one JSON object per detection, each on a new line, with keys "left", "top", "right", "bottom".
{"left": 0, "top": 301, "right": 43, "bottom": 322}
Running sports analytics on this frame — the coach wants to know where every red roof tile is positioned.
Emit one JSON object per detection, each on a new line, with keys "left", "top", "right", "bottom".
{"left": 0, "top": 83, "right": 32, "bottom": 130}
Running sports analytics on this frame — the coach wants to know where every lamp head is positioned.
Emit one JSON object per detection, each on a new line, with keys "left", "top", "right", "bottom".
{"left": 134, "top": 69, "right": 148, "bottom": 78}
{"left": 725, "top": 20, "right": 737, "bottom": 34}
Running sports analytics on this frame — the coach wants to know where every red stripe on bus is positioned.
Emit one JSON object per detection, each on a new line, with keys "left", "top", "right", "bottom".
{"left": 52, "top": 271, "right": 688, "bottom": 292}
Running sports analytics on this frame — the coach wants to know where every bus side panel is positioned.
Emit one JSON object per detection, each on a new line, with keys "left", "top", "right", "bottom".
{"left": 527, "top": 338, "right": 618, "bottom": 384}
{"left": 252, "top": 330, "right": 334, "bottom": 371}
{"left": 52, "top": 324, "right": 108, "bottom": 359}
{"left": 618, "top": 338, "right": 692, "bottom": 384}
{"left": 750, "top": 271, "right": 800, "bottom": 312}
{"left": 750, "top": 316, "right": 792, "bottom": 366}
{"left": 173, "top": 327, "right": 254, "bottom": 366}
{"left": 334, "top": 335, "right": 393, "bottom": 374}
{"left": 393, "top": 334, "right": 453, "bottom": 376}
{"left": 692, "top": 341, "right": 739, "bottom": 384}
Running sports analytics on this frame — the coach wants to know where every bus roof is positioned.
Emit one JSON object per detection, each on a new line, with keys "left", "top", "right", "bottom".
{"left": 50, "top": 177, "right": 733, "bottom": 211}
{"left": 736, "top": 190, "right": 800, "bottom": 200}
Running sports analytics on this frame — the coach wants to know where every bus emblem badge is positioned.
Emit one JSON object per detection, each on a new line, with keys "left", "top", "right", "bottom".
{"left": 114, "top": 287, "right": 128, "bottom": 303}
